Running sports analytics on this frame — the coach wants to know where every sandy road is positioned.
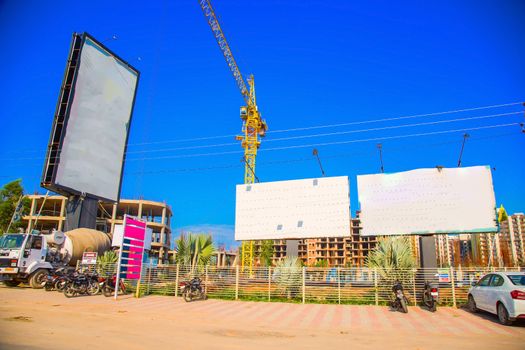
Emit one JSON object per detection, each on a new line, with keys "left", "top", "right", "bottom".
{"left": 1, "top": 287, "right": 524, "bottom": 350}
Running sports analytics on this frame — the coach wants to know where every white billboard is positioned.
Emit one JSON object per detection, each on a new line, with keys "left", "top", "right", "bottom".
{"left": 357, "top": 166, "right": 497, "bottom": 236}
{"left": 42, "top": 33, "right": 139, "bottom": 202}
{"left": 235, "top": 176, "right": 351, "bottom": 240}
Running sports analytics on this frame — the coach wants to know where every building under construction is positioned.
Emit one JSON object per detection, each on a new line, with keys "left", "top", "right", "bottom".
{"left": 252, "top": 213, "right": 378, "bottom": 267}
{"left": 22, "top": 194, "right": 172, "bottom": 264}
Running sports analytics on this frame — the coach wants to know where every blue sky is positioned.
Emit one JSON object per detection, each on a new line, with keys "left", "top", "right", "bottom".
{"left": 1, "top": 1, "right": 524, "bottom": 249}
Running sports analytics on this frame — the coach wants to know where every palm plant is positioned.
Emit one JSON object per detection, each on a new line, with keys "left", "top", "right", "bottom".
{"left": 175, "top": 233, "right": 215, "bottom": 275}
{"left": 274, "top": 256, "right": 302, "bottom": 299}
{"left": 366, "top": 236, "right": 416, "bottom": 287}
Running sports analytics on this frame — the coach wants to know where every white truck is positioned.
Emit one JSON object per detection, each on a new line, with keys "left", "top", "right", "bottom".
{"left": 0, "top": 229, "right": 111, "bottom": 288}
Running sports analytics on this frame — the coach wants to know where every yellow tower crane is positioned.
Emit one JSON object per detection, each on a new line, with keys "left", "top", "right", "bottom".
{"left": 199, "top": 0, "right": 268, "bottom": 273}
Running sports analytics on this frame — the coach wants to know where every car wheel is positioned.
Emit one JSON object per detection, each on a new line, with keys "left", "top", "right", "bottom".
{"left": 467, "top": 295, "right": 478, "bottom": 313}
{"left": 497, "top": 303, "right": 513, "bottom": 326}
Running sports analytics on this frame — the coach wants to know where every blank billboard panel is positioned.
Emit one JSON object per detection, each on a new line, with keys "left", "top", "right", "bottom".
{"left": 42, "top": 33, "right": 139, "bottom": 202}
{"left": 357, "top": 166, "right": 497, "bottom": 236}
{"left": 235, "top": 176, "right": 350, "bottom": 240}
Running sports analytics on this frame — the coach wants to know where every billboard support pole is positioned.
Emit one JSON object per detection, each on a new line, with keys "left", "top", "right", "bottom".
{"left": 65, "top": 195, "right": 98, "bottom": 231}
{"left": 376, "top": 144, "right": 384, "bottom": 173}
{"left": 457, "top": 133, "right": 470, "bottom": 167}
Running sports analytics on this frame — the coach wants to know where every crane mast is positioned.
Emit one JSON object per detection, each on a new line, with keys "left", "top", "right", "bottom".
{"left": 199, "top": 0, "right": 267, "bottom": 272}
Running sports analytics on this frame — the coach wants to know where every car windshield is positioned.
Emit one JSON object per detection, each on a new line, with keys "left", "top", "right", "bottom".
{"left": 506, "top": 274, "right": 525, "bottom": 286}
{"left": 0, "top": 234, "right": 26, "bottom": 249}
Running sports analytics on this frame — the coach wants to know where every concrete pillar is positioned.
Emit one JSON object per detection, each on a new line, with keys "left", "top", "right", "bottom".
{"left": 508, "top": 218, "right": 518, "bottom": 266}
{"left": 138, "top": 201, "right": 143, "bottom": 219}
{"left": 111, "top": 203, "right": 117, "bottom": 234}
{"left": 27, "top": 197, "right": 36, "bottom": 232}
{"left": 58, "top": 197, "right": 66, "bottom": 231}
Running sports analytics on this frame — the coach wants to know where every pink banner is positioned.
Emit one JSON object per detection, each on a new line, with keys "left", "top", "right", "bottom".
{"left": 121, "top": 265, "right": 141, "bottom": 273}
{"left": 124, "top": 225, "right": 146, "bottom": 241}
{"left": 126, "top": 217, "right": 146, "bottom": 229}
{"left": 122, "top": 253, "right": 143, "bottom": 260}
{"left": 124, "top": 273, "right": 141, "bottom": 279}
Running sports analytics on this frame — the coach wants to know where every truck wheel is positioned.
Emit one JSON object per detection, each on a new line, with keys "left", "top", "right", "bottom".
{"left": 3, "top": 280, "right": 20, "bottom": 287}
{"left": 29, "top": 269, "right": 49, "bottom": 289}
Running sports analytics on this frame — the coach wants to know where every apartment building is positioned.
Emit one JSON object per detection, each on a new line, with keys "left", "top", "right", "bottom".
{"left": 22, "top": 194, "right": 172, "bottom": 263}
{"left": 252, "top": 214, "right": 377, "bottom": 267}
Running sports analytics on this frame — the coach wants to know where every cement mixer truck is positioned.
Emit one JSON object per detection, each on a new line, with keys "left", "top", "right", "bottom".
{"left": 0, "top": 229, "right": 111, "bottom": 288}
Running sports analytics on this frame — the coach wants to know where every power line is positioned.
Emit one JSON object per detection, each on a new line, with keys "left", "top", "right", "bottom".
{"left": 265, "top": 102, "right": 523, "bottom": 134}
{"left": 122, "top": 111, "right": 521, "bottom": 155}
{"left": 1, "top": 129, "right": 520, "bottom": 179}
{"left": 2, "top": 101, "right": 522, "bottom": 155}
{"left": 125, "top": 101, "right": 523, "bottom": 145}
{"left": 122, "top": 130, "right": 522, "bottom": 175}
{"left": 3, "top": 111, "right": 520, "bottom": 161}
{"left": 124, "top": 122, "right": 520, "bottom": 161}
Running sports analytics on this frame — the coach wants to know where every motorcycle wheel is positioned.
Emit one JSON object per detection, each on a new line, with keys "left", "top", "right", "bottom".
{"left": 429, "top": 300, "right": 437, "bottom": 312}
{"left": 44, "top": 282, "right": 54, "bottom": 291}
{"left": 183, "top": 289, "right": 193, "bottom": 302}
{"left": 400, "top": 297, "right": 408, "bottom": 313}
{"left": 103, "top": 285, "right": 113, "bottom": 297}
{"left": 390, "top": 300, "right": 398, "bottom": 311}
{"left": 64, "top": 285, "right": 76, "bottom": 298}
{"left": 56, "top": 280, "right": 68, "bottom": 292}
{"left": 87, "top": 281, "right": 100, "bottom": 295}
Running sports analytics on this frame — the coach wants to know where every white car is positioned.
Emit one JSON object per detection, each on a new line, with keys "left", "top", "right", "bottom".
{"left": 467, "top": 272, "right": 525, "bottom": 325}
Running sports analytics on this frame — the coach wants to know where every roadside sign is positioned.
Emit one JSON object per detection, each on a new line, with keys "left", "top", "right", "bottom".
{"left": 437, "top": 268, "right": 450, "bottom": 283}
{"left": 115, "top": 215, "right": 147, "bottom": 299}
{"left": 82, "top": 252, "right": 98, "bottom": 265}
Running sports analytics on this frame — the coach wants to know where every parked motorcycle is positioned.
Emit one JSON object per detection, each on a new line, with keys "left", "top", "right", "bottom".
{"left": 180, "top": 277, "right": 206, "bottom": 302}
{"left": 391, "top": 280, "right": 408, "bottom": 313}
{"left": 422, "top": 281, "right": 439, "bottom": 312}
{"left": 43, "top": 267, "right": 74, "bottom": 291}
{"left": 63, "top": 271, "right": 100, "bottom": 297}
{"left": 102, "top": 274, "right": 127, "bottom": 297}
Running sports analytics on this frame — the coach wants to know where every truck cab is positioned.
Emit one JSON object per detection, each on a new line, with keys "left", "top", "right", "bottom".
{"left": 0, "top": 233, "right": 52, "bottom": 288}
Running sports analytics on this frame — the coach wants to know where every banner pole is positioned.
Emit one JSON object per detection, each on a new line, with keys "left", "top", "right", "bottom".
{"left": 135, "top": 261, "right": 143, "bottom": 299}
{"left": 114, "top": 214, "right": 127, "bottom": 300}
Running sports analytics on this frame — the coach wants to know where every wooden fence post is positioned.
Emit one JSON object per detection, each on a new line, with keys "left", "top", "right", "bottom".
{"left": 205, "top": 265, "right": 209, "bottom": 295}
{"left": 450, "top": 266, "right": 456, "bottom": 308}
{"left": 337, "top": 267, "right": 341, "bottom": 305}
{"left": 146, "top": 265, "right": 152, "bottom": 295}
{"left": 268, "top": 267, "right": 271, "bottom": 302}
{"left": 302, "top": 267, "right": 306, "bottom": 304}
{"left": 374, "top": 268, "right": 378, "bottom": 306}
{"left": 412, "top": 269, "right": 417, "bottom": 306}
{"left": 235, "top": 265, "right": 239, "bottom": 300}
{"left": 175, "top": 264, "right": 180, "bottom": 297}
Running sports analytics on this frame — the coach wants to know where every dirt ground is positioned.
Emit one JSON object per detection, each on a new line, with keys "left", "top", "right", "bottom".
{"left": 1, "top": 287, "right": 524, "bottom": 350}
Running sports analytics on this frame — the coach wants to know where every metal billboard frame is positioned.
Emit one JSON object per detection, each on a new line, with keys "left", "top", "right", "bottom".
{"left": 41, "top": 32, "right": 140, "bottom": 203}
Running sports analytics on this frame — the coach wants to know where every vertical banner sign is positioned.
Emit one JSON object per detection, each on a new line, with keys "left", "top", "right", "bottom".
{"left": 115, "top": 214, "right": 146, "bottom": 299}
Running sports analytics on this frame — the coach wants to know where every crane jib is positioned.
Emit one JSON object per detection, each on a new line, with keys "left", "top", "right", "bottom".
{"left": 199, "top": 0, "right": 249, "bottom": 103}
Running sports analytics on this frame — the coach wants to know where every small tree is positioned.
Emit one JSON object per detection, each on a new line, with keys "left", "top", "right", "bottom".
{"left": 0, "top": 180, "right": 30, "bottom": 233}
{"left": 259, "top": 240, "right": 274, "bottom": 267}
{"left": 313, "top": 259, "right": 328, "bottom": 268}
